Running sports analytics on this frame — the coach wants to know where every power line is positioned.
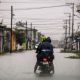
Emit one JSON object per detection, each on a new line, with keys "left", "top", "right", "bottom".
{"left": 14, "top": 17, "right": 64, "bottom": 20}
{"left": 15, "top": 5, "right": 70, "bottom": 11}
{"left": 6, "top": 23, "right": 64, "bottom": 25}
{"left": 43, "top": 33, "right": 64, "bottom": 35}
{"left": 0, "top": 1, "right": 66, "bottom": 4}
{"left": 74, "top": 14, "right": 80, "bottom": 18}
{"left": 29, "top": 23, "right": 64, "bottom": 25}
{"left": 0, "top": 4, "right": 70, "bottom": 11}
{"left": 1, "top": 1, "right": 77, "bottom": 6}
{"left": 37, "top": 28, "right": 63, "bottom": 30}
{"left": 36, "top": 27, "right": 64, "bottom": 29}
{"left": 0, "top": 9, "right": 10, "bottom": 11}
{"left": 1, "top": 18, "right": 64, "bottom": 21}
{"left": 1, "top": 17, "right": 80, "bottom": 21}
{"left": 0, "top": 17, "right": 66, "bottom": 20}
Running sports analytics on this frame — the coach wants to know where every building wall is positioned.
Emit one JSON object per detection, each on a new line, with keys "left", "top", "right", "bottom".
{"left": 12, "top": 32, "right": 16, "bottom": 51}
{"left": 0, "top": 28, "right": 5, "bottom": 53}
{"left": 4, "top": 31, "right": 10, "bottom": 52}
{"left": 0, "top": 32, "right": 2, "bottom": 53}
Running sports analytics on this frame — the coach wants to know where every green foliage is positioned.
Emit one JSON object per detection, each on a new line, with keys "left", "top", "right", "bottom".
{"left": 65, "top": 53, "right": 80, "bottom": 59}
{"left": 16, "top": 31, "right": 26, "bottom": 45}
{"left": 74, "top": 31, "right": 80, "bottom": 38}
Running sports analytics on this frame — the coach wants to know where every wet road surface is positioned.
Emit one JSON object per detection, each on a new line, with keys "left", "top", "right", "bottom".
{"left": 0, "top": 48, "right": 80, "bottom": 80}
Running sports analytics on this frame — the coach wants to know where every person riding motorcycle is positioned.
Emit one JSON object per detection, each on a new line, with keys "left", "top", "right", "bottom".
{"left": 34, "top": 37, "right": 54, "bottom": 73}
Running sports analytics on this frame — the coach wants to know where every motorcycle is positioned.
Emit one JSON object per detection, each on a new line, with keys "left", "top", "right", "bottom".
{"left": 37, "top": 54, "right": 54, "bottom": 74}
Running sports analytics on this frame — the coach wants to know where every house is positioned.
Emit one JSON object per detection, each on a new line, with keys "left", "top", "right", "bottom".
{"left": 4, "top": 28, "right": 17, "bottom": 52}
{"left": 0, "top": 24, "right": 6, "bottom": 53}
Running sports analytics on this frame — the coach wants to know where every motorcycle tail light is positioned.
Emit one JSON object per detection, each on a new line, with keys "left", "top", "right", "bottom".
{"left": 43, "top": 58, "right": 48, "bottom": 62}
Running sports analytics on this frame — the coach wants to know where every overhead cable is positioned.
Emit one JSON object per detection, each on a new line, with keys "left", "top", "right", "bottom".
{"left": 0, "top": 4, "right": 70, "bottom": 11}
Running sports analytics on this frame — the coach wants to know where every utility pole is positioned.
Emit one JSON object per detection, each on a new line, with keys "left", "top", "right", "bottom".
{"left": 65, "top": 20, "right": 68, "bottom": 50}
{"left": 64, "top": 13, "right": 71, "bottom": 37}
{"left": 33, "top": 27, "right": 36, "bottom": 49}
{"left": 69, "top": 14, "right": 71, "bottom": 37}
{"left": 66, "top": 3, "right": 75, "bottom": 50}
{"left": 72, "top": 3, "right": 74, "bottom": 50}
{"left": 26, "top": 21, "right": 28, "bottom": 50}
{"left": 68, "top": 14, "right": 71, "bottom": 51}
{"left": 31, "top": 23, "right": 32, "bottom": 41}
{"left": 64, "top": 20, "right": 68, "bottom": 51}
{"left": 65, "top": 13, "right": 71, "bottom": 51}
{"left": 30, "top": 23, "right": 32, "bottom": 50}
{"left": 10, "top": 6, "right": 13, "bottom": 53}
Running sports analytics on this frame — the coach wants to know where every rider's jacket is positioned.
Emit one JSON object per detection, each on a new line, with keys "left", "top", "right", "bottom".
{"left": 36, "top": 39, "right": 54, "bottom": 56}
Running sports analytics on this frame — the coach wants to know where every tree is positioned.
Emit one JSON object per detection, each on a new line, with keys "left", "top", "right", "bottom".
{"left": 16, "top": 30, "right": 26, "bottom": 45}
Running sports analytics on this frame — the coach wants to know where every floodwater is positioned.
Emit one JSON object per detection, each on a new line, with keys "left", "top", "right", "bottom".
{"left": 0, "top": 49, "right": 80, "bottom": 80}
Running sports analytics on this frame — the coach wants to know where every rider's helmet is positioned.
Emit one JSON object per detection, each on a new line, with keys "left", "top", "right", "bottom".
{"left": 41, "top": 35, "right": 46, "bottom": 42}
{"left": 45, "top": 37, "right": 51, "bottom": 43}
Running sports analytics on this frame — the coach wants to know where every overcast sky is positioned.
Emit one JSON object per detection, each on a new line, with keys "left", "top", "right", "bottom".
{"left": 0, "top": 0, "right": 80, "bottom": 40}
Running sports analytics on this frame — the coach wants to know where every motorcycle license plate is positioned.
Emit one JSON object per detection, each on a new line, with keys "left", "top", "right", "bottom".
{"left": 43, "top": 62, "right": 48, "bottom": 64}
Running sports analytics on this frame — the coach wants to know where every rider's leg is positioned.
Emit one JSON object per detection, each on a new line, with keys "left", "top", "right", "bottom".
{"left": 51, "top": 62, "right": 54, "bottom": 71}
{"left": 34, "top": 61, "right": 38, "bottom": 73}
{"left": 34, "top": 56, "right": 40, "bottom": 73}
{"left": 49, "top": 56, "right": 54, "bottom": 73}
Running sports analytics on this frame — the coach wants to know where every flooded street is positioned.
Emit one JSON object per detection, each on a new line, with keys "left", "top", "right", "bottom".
{"left": 0, "top": 48, "right": 80, "bottom": 80}
{"left": 1, "top": 0, "right": 80, "bottom": 80}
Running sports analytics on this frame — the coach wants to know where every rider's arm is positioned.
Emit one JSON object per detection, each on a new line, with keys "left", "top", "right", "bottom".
{"left": 36, "top": 43, "right": 42, "bottom": 53}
